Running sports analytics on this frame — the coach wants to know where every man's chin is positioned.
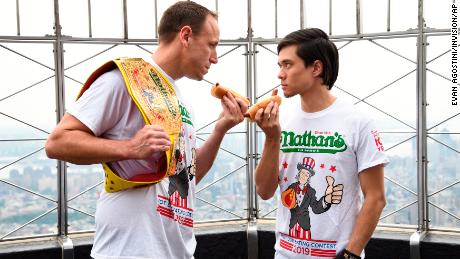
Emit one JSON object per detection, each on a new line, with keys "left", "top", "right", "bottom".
{"left": 283, "top": 91, "right": 294, "bottom": 98}
{"left": 186, "top": 74, "right": 204, "bottom": 81}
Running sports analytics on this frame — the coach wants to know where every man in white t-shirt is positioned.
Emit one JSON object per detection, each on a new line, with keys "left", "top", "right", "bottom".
{"left": 45, "top": 1, "right": 248, "bottom": 258}
{"left": 254, "top": 28, "right": 388, "bottom": 259}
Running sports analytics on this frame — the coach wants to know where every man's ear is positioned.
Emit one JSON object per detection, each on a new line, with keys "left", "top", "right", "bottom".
{"left": 179, "top": 26, "right": 192, "bottom": 47}
{"left": 312, "top": 60, "right": 323, "bottom": 78}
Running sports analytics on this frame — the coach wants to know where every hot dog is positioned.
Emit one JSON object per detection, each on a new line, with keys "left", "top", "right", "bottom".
{"left": 245, "top": 90, "right": 282, "bottom": 121}
{"left": 211, "top": 83, "right": 250, "bottom": 106}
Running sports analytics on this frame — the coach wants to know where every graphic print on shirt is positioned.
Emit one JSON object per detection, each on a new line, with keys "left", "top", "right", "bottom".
{"left": 280, "top": 156, "right": 344, "bottom": 257}
{"left": 371, "top": 129, "right": 385, "bottom": 152}
{"left": 157, "top": 104, "right": 195, "bottom": 228}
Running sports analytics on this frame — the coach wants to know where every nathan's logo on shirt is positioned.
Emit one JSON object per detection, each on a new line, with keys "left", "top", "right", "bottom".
{"left": 179, "top": 104, "right": 193, "bottom": 126}
{"left": 149, "top": 69, "right": 177, "bottom": 116}
{"left": 280, "top": 130, "right": 347, "bottom": 154}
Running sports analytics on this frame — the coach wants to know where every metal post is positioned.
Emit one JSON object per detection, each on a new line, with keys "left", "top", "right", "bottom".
{"left": 122, "top": 0, "right": 128, "bottom": 40}
{"left": 416, "top": 0, "right": 428, "bottom": 233}
{"left": 387, "top": 0, "right": 391, "bottom": 32}
{"left": 53, "top": 0, "right": 73, "bottom": 258}
{"left": 300, "top": 0, "right": 305, "bottom": 29}
{"left": 356, "top": 0, "right": 362, "bottom": 35}
{"left": 16, "top": 0, "right": 20, "bottom": 36}
{"left": 87, "top": 0, "right": 92, "bottom": 37}
{"left": 275, "top": 0, "right": 278, "bottom": 38}
{"left": 411, "top": 0, "right": 428, "bottom": 258}
{"left": 246, "top": 1, "right": 258, "bottom": 259}
{"left": 329, "top": 0, "right": 332, "bottom": 35}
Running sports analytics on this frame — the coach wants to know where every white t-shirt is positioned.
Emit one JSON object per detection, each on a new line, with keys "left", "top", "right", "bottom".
{"left": 274, "top": 98, "right": 389, "bottom": 259}
{"left": 67, "top": 60, "right": 197, "bottom": 259}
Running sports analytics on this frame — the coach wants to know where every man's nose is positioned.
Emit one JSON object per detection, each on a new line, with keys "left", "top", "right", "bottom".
{"left": 278, "top": 71, "right": 285, "bottom": 79}
{"left": 210, "top": 56, "right": 218, "bottom": 64}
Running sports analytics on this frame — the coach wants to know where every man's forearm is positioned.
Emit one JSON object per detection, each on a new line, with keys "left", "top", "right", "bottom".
{"left": 346, "top": 195, "right": 386, "bottom": 255}
{"left": 255, "top": 137, "right": 280, "bottom": 200}
{"left": 46, "top": 130, "right": 129, "bottom": 164}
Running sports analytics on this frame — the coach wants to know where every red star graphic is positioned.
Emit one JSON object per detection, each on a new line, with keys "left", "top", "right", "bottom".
{"left": 329, "top": 165, "right": 337, "bottom": 173}
{"left": 284, "top": 176, "right": 288, "bottom": 182}
{"left": 282, "top": 161, "right": 288, "bottom": 169}
{"left": 320, "top": 163, "right": 325, "bottom": 169}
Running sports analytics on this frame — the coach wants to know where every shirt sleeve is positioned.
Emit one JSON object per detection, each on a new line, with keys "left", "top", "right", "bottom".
{"left": 356, "top": 118, "right": 390, "bottom": 173}
{"left": 67, "top": 69, "right": 129, "bottom": 136}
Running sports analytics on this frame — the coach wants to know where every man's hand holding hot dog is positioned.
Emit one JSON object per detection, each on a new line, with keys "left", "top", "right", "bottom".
{"left": 210, "top": 83, "right": 249, "bottom": 132}
{"left": 252, "top": 89, "right": 282, "bottom": 140}
{"left": 215, "top": 90, "right": 249, "bottom": 132}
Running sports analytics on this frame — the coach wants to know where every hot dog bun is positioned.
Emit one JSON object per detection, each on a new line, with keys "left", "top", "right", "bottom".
{"left": 211, "top": 83, "right": 250, "bottom": 106}
{"left": 245, "top": 92, "right": 282, "bottom": 121}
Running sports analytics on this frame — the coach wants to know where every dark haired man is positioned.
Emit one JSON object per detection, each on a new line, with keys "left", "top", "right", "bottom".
{"left": 45, "top": 1, "right": 248, "bottom": 258}
{"left": 254, "top": 28, "right": 388, "bottom": 259}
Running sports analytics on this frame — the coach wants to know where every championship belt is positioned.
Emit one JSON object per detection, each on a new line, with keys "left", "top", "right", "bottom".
{"left": 77, "top": 58, "right": 182, "bottom": 192}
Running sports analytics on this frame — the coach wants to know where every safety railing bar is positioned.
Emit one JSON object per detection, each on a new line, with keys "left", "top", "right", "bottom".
{"left": 135, "top": 44, "right": 153, "bottom": 54}
{"left": 334, "top": 86, "right": 416, "bottom": 130}
{"left": 0, "top": 207, "right": 57, "bottom": 240}
{"left": 0, "top": 75, "right": 54, "bottom": 102}
{"left": 428, "top": 132, "right": 460, "bottom": 135}
{"left": 337, "top": 40, "right": 352, "bottom": 51}
{"left": 64, "top": 74, "right": 84, "bottom": 85}
{"left": 257, "top": 85, "right": 281, "bottom": 100}
{"left": 384, "top": 134, "right": 416, "bottom": 152}
{"left": 68, "top": 180, "right": 104, "bottom": 202}
{"left": 196, "top": 135, "right": 247, "bottom": 160}
{"left": 64, "top": 44, "right": 119, "bottom": 70}
{"left": 0, "top": 138, "right": 47, "bottom": 141}
{"left": 196, "top": 164, "right": 247, "bottom": 193}
{"left": 218, "top": 45, "right": 242, "bottom": 59}
{"left": 196, "top": 131, "right": 248, "bottom": 136}
{"left": 0, "top": 147, "right": 44, "bottom": 172}
{"left": 427, "top": 68, "right": 455, "bottom": 84}
{"left": 369, "top": 39, "right": 416, "bottom": 64}
{"left": 380, "top": 131, "right": 416, "bottom": 134}
{"left": 67, "top": 205, "right": 95, "bottom": 218}
{"left": 428, "top": 179, "right": 460, "bottom": 198}
{"left": 0, "top": 44, "right": 55, "bottom": 71}
{"left": 354, "top": 69, "right": 416, "bottom": 105}
{"left": 0, "top": 179, "right": 57, "bottom": 203}
{"left": 261, "top": 207, "right": 277, "bottom": 218}
{"left": 0, "top": 112, "right": 50, "bottom": 134}
{"left": 427, "top": 113, "right": 459, "bottom": 131}
{"left": 427, "top": 49, "right": 450, "bottom": 64}
{"left": 196, "top": 197, "right": 244, "bottom": 219}
{"left": 385, "top": 176, "right": 417, "bottom": 196}
{"left": 428, "top": 202, "right": 460, "bottom": 222}
{"left": 257, "top": 44, "right": 277, "bottom": 56}
{"left": 427, "top": 135, "right": 460, "bottom": 154}
{"left": 379, "top": 200, "right": 417, "bottom": 220}
{"left": 196, "top": 118, "right": 218, "bottom": 132}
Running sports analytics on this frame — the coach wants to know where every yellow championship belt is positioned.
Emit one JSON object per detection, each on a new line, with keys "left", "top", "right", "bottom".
{"left": 77, "top": 58, "right": 182, "bottom": 192}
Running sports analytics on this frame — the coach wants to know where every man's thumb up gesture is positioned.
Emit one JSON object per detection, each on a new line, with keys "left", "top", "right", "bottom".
{"left": 324, "top": 176, "right": 343, "bottom": 205}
